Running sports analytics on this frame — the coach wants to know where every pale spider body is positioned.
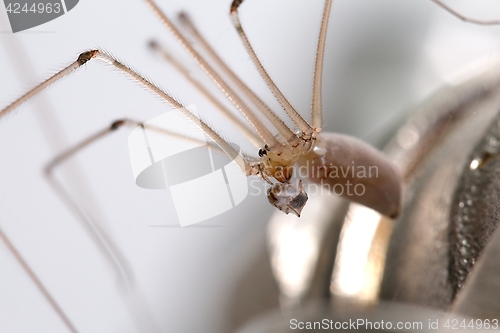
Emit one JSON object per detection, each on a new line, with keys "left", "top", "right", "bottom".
{"left": 1, "top": 0, "right": 500, "bottom": 332}
{"left": 1, "top": 0, "right": 401, "bottom": 219}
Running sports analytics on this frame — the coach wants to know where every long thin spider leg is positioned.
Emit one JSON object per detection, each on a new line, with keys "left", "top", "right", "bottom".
{"left": 176, "top": 13, "right": 301, "bottom": 148}
{"left": 95, "top": 51, "right": 255, "bottom": 173}
{"left": 44, "top": 119, "right": 257, "bottom": 261}
{"left": 0, "top": 50, "right": 255, "bottom": 175}
{"left": 143, "top": 0, "right": 285, "bottom": 151}
{"left": 0, "top": 228, "right": 79, "bottom": 333}
{"left": 45, "top": 118, "right": 232, "bottom": 174}
{"left": 2, "top": 46, "right": 163, "bottom": 331}
{"left": 39, "top": 127, "right": 135, "bottom": 293}
{"left": 311, "top": 0, "right": 332, "bottom": 131}
{"left": 148, "top": 40, "right": 263, "bottom": 149}
{"left": 431, "top": 0, "right": 500, "bottom": 25}
{"left": 0, "top": 59, "right": 82, "bottom": 119}
{"left": 229, "top": 0, "right": 313, "bottom": 137}
{"left": 45, "top": 118, "right": 235, "bottom": 332}
{"left": 1, "top": 56, "right": 137, "bottom": 292}
{"left": 45, "top": 173, "right": 134, "bottom": 286}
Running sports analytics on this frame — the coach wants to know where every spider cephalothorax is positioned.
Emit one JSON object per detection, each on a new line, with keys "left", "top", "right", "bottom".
{"left": 256, "top": 140, "right": 312, "bottom": 216}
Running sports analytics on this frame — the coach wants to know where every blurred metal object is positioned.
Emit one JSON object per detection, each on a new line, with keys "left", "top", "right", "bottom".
{"left": 380, "top": 58, "right": 500, "bottom": 309}
{"left": 267, "top": 193, "right": 349, "bottom": 305}
{"left": 450, "top": 95, "right": 500, "bottom": 318}
{"left": 250, "top": 58, "right": 500, "bottom": 331}
{"left": 331, "top": 205, "right": 393, "bottom": 303}
{"left": 453, "top": 213, "right": 500, "bottom": 319}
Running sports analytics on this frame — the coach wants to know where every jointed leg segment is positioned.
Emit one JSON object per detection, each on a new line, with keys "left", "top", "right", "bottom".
{"left": 176, "top": 13, "right": 301, "bottom": 149}
{"left": 311, "top": 0, "right": 332, "bottom": 131}
{"left": 229, "top": 0, "right": 313, "bottom": 137}
{"left": 148, "top": 40, "right": 263, "bottom": 148}
{"left": 45, "top": 118, "right": 229, "bottom": 175}
{"left": 144, "top": 0, "right": 288, "bottom": 150}
{"left": 0, "top": 49, "right": 254, "bottom": 175}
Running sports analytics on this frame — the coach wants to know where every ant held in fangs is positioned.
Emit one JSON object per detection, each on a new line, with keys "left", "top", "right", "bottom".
{"left": 0, "top": 0, "right": 500, "bottom": 332}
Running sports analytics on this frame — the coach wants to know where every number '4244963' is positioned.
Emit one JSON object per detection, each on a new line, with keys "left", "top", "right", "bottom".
{"left": 443, "top": 318, "right": 499, "bottom": 330}
{"left": 5, "top": 2, "right": 61, "bottom": 14}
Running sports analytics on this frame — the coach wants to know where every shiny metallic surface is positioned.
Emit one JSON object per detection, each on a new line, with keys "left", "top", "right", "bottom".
{"left": 449, "top": 115, "right": 500, "bottom": 294}
{"left": 242, "top": 60, "right": 500, "bottom": 332}
{"left": 380, "top": 60, "right": 500, "bottom": 309}
{"left": 331, "top": 205, "right": 392, "bottom": 303}
{"left": 450, "top": 106, "right": 500, "bottom": 319}
{"left": 301, "top": 61, "right": 500, "bottom": 308}
{"left": 267, "top": 193, "right": 348, "bottom": 304}
{"left": 452, "top": 216, "right": 500, "bottom": 319}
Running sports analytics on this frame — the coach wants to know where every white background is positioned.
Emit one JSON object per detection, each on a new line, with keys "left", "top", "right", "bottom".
{"left": 0, "top": 0, "right": 500, "bottom": 332}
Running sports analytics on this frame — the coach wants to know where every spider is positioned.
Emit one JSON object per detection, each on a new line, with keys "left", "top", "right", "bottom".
{"left": 0, "top": 0, "right": 499, "bottom": 332}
